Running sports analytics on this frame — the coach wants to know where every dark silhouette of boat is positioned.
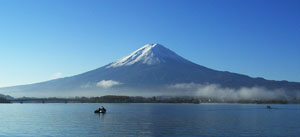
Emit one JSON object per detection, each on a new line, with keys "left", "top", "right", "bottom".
{"left": 266, "top": 106, "right": 272, "bottom": 109}
{"left": 94, "top": 106, "right": 106, "bottom": 113}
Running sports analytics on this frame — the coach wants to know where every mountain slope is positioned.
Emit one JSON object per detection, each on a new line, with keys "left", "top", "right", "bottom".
{"left": 1, "top": 43, "right": 300, "bottom": 97}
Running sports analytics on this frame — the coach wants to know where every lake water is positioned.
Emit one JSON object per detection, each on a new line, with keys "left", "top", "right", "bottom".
{"left": 0, "top": 103, "right": 300, "bottom": 137}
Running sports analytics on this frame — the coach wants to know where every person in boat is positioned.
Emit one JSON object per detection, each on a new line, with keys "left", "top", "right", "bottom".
{"left": 101, "top": 106, "right": 106, "bottom": 111}
{"left": 98, "top": 106, "right": 106, "bottom": 111}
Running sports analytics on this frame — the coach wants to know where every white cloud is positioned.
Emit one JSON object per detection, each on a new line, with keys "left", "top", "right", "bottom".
{"left": 168, "top": 82, "right": 201, "bottom": 89}
{"left": 195, "top": 84, "right": 286, "bottom": 100}
{"left": 168, "top": 83, "right": 288, "bottom": 100}
{"left": 50, "top": 72, "right": 63, "bottom": 80}
{"left": 96, "top": 80, "right": 122, "bottom": 88}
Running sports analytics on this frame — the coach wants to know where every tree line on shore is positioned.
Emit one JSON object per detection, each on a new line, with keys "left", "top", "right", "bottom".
{"left": 0, "top": 97, "right": 10, "bottom": 103}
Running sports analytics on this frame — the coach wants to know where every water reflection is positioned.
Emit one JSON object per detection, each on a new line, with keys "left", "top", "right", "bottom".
{"left": 96, "top": 113, "right": 105, "bottom": 120}
{"left": 0, "top": 104, "right": 300, "bottom": 137}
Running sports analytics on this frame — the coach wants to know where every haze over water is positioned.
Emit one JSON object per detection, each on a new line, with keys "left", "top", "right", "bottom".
{"left": 1, "top": 103, "right": 300, "bottom": 137}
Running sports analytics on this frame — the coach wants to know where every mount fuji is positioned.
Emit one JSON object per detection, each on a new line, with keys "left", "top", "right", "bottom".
{"left": 1, "top": 44, "right": 300, "bottom": 98}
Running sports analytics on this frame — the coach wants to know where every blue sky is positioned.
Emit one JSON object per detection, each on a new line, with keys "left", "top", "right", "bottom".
{"left": 0, "top": 0, "right": 299, "bottom": 87}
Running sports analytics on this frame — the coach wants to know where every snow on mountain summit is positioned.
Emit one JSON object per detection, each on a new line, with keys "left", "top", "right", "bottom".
{"left": 106, "top": 43, "right": 186, "bottom": 68}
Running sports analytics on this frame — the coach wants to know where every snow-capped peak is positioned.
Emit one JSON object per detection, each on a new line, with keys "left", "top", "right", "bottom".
{"left": 106, "top": 43, "right": 185, "bottom": 68}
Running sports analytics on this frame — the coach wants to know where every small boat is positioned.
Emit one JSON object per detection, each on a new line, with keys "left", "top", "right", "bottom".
{"left": 94, "top": 108, "right": 106, "bottom": 113}
{"left": 266, "top": 106, "right": 272, "bottom": 109}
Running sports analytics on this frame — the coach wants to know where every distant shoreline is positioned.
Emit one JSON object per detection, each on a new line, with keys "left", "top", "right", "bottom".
{"left": 6, "top": 95, "right": 299, "bottom": 104}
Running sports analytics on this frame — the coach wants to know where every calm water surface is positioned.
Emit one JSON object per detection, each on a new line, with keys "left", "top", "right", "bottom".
{"left": 0, "top": 103, "right": 300, "bottom": 137}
